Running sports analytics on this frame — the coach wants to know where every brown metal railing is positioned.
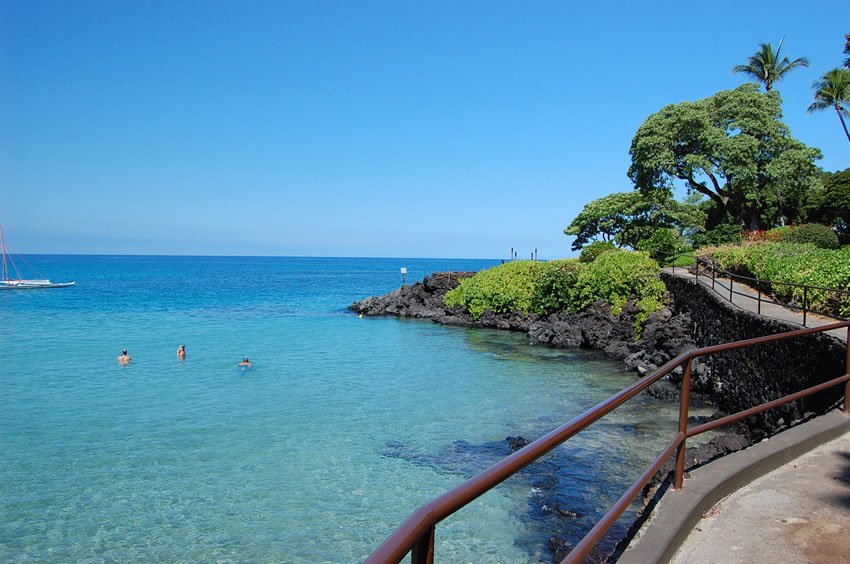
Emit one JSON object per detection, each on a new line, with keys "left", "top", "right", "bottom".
{"left": 366, "top": 322, "right": 850, "bottom": 563}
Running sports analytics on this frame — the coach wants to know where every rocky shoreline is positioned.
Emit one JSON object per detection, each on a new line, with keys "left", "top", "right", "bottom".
{"left": 351, "top": 271, "right": 758, "bottom": 562}
{"left": 350, "top": 271, "right": 698, "bottom": 393}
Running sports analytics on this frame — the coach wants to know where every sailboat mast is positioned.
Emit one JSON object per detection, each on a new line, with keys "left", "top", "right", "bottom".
{"left": 0, "top": 224, "right": 7, "bottom": 282}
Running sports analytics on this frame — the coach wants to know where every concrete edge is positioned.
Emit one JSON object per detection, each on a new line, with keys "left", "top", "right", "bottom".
{"left": 618, "top": 410, "right": 850, "bottom": 564}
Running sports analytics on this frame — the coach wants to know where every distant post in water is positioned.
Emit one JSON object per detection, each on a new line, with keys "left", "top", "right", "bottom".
{"left": 510, "top": 248, "right": 514, "bottom": 262}
{"left": 400, "top": 267, "right": 407, "bottom": 286}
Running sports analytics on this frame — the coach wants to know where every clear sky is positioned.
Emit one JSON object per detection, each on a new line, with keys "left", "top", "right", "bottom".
{"left": 1, "top": 1, "right": 847, "bottom": 259}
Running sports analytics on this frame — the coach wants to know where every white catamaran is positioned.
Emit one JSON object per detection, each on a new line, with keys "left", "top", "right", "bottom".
{"left": 1, "top": 225, "right": 75, "bottom": 289}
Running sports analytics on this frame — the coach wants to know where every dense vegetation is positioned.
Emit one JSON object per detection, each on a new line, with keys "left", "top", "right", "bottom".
{"left": 565, "top": 35, "right": 849, "bottom": 256}
{"left": 697, "top": 242, "right": 850, "bottom": 317}
{"left": 444, "top": 252, "right": 665, "bottom": 334}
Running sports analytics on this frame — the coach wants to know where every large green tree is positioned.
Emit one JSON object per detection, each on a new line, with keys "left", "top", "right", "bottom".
{"left": 732, "top": 38, "right": 809, "bottom": 92}
{"left": 564, "top": 190, "right": 704, "bottom": 251}
{"left": 807, "top": 168, "right": 850, "bottom": 235}
{"left": 628, "top": 83, "right": 822, "bottom": 230}
{"left": 808, "top": 68, "right": 850, "bottom": 143}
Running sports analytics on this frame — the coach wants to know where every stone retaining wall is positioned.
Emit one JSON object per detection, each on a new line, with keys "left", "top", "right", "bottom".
{"left": 662, "top": 273, "right": 847, "bottom": 436}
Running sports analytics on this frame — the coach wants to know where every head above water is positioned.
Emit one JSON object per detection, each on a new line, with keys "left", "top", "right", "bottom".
{"left": 243, "top": 357, "right": 249, "bottom": 362}
{"left": 122, "top": 350, "right": 128, "bottom": 355}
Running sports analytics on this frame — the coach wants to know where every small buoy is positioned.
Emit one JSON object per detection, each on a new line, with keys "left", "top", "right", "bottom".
{"left": 358, "top": 313, "right": 364, "bottom": 318}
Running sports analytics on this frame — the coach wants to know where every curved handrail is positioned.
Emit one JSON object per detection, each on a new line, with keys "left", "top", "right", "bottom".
{"left": 366, "top": 321, "right": 850, "bottom": 563}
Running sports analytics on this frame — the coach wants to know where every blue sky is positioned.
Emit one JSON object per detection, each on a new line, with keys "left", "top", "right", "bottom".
{"left": 1, "top": 1, "right": 847, "bottom": 259}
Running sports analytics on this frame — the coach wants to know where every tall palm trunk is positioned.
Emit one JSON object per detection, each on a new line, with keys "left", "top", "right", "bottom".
{"left": 836, "top": 103, "right": 850, "bottom": 143}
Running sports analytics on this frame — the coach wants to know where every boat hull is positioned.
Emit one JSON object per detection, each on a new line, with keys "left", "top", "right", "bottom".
{"left": 1, "top": 280, "right": 75, "bottom": 289}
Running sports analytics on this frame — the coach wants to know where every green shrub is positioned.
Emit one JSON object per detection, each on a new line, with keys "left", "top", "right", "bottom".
{"left": 444, "top": 260, "right": 544, "bottom": 319}
{"left": 698, "top": 242, "right": 850, "bottom": 316}
{"left": 780, "top": 223, "right": 840, "bottom": 249}
{"left": 531, "top": 259, "right": 584, "bottom": 314}
{"left": 579, "top": 241, "right": 617, "bottom": 263}
{"left": 571, "top": 250, "right": 665, "bottom": 333}
{"left": 765, "top": 226, "right": 793, "bottom": 241}
{"left": 445, "top": 252, "right": 667, "bottom": 334}
{"left": 636, "top": 228, "right": 687, "bottom": 264}
{"left": 692, "top": 224, "right": 742, "bottom": 248}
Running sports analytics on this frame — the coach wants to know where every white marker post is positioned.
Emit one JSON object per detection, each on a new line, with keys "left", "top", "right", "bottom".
{"left": 400, "top": 267, "right": 407, "bottom": 286}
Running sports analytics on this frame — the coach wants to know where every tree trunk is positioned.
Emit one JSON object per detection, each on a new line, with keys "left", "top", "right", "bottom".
{"left": 837, "top": 104, "right": 850, "bottom": 143}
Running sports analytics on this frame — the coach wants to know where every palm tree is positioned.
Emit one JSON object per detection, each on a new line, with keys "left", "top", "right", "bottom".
{"left": 732, "top": 38, "right": 809, "bottom": 91}
{"left": 808, "top": 68, "right": 850, "bottom": 143}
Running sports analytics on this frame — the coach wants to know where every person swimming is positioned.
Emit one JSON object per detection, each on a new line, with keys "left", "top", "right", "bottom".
{"left": 117, "top": 349, "right": 131, "bottom": 365}
{"left": 238, "top": 357, "right": 251, "bottom": 367}
{"left": 177, "top": 344, "right": 186, "bottom": 359}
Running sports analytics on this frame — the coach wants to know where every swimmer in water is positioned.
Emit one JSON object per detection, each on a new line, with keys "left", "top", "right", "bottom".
{"left": 117, "top": 350, "right": 131, "bottom": 365}
{"left": 177, "top": 344, "right": 186, "bottom": 359}
{"left": 239, "top": 357, "right": 251, "bottom": 367}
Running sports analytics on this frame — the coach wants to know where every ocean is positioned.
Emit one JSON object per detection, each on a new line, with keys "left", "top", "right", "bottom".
{"left": 1, "top": 255, "right": 695, "bottom": 562}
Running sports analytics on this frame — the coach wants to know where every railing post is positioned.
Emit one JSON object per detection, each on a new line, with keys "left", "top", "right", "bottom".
{"left": 711, "top": 263, "right": 715, "bottom": 289}
{"left": 758, "top": 285, "right": 762, "bottom": 315}
{"left": 729, "top": 277, "right": 733, "bottom": 303}
{"left": 845, "top": 327, "right": 849, "bottom": 415}
{"left": 674, "top": 358, "right": 693, "bottom": 490}
{"left": 411, "top": 526, "right": 435, "bottom": 564}
{"left": 802, "top": 287, "right": 808, "bottom": 327}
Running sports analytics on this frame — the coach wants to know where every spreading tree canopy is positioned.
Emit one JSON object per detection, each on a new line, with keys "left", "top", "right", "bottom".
{"left": 628, "top": 83, "right": 822, "bottom": 230}
{"left": 564, "top": 190, "right": 704, "bottom": 251}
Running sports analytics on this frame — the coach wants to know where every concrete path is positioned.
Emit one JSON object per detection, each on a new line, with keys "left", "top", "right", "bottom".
{"left": 616, "top": 270, "right": 850, "bottom": 563}
{"left": 663, "top": 267, "right": 848, "bottom": 342}
{"left": 671, "top": 430, "right": 850, "bottom": 564}
{"left": 618, "top": 412, "right": 850, "bottom": 564}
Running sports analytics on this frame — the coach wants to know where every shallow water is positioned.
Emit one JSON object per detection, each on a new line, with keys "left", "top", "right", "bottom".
{"left": 1, "top": 256, "right": 696, "bottom": 562}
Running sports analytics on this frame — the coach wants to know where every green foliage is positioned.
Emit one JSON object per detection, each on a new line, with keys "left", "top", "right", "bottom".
{"left": 628, "top": 83, "right": 822, "bottom": 231}
{"left": 445, "top": 252, "right": 666, "bottom": 334}
{"left": 531, "top": 259, "right": 584, "bottom": 315}
{"left": 565, "top": 190, "right": 704, "bottom": 251}
{"left": 731, "top": 38, "right": 809, "bottom": 92}
{"left": 806, "top": 68, "right": 850, "bottom": 145}
{"left": 636, "top": 228, "right": 687, "bottom": 264}
{"left": 692, "top": 224, "right": 742, "bottom": 248}
{"left": 807, "top": 168, "right": 850, "bottom": 235}
{"left": 698, "top": 242, "right": 850, "bottom": 316}
{"left": 780, "top": 224, "right": 840, "bottom": 249}
{"left": 570, "top": 251, "right": 665, "bottom": 333}
{"left": 579, "top": 241, "right": 617, "bottom": 263}
{"left": 444, "top": 260, "right": 543, "bottom": 319}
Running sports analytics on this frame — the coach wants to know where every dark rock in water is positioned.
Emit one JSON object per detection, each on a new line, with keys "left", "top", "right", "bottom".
{"left": 542, "top": 503, "right": 582, "bottom": 519}
{"left": 646, "top": 380, "right": 679, "bottom": 401}
{"left": 350, "top": 272, "right": 475, "bottom": 319}
{"left": 548, "top": 536, "right": 572, "bottom": 563}
{"left": 506, "top": 436, "right": 530, "bottom": 451}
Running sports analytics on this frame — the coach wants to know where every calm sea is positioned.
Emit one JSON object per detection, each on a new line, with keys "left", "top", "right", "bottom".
{"left": 1, "top": 255, "right": 694, "bottom": 562}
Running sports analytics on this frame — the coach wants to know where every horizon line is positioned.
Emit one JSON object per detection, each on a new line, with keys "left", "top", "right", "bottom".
{"left": 9, "top": 251, "right": 526, "bottom": 261}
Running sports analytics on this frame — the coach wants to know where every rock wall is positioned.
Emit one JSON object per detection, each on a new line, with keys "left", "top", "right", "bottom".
{"left": 662, "top": 273, "right": 847, "bottom": 436}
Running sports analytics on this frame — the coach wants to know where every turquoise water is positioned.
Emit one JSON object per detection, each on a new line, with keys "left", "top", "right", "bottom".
{"left": 2, "top": 256, "right": 689, "bottom": 562}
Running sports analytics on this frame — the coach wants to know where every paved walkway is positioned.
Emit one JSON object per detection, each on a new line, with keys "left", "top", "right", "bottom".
{"left": 663, "top": 267, "right": 848, "bottom": 342}
{"left": 627, "top": 269, "right": 849, "bottom": 563}
{"left": 671, "top": 431, "right": 850, "bottom": 564}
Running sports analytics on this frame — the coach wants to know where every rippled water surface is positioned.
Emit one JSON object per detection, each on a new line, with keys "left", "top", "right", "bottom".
{"left": 1, "top": 256, "right": 691, "bottom": 562}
